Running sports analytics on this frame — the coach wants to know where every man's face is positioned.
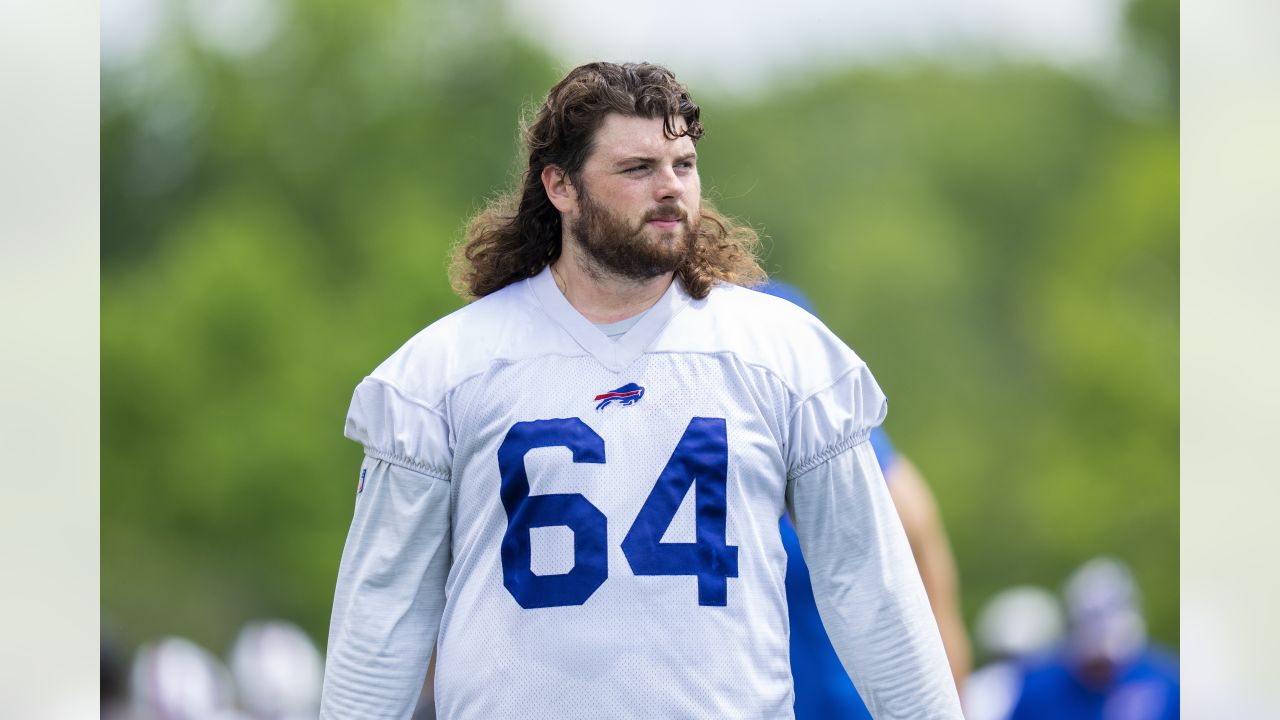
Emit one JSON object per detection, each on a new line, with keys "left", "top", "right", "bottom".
{"left": 568, "top": 113, "right": 701, "bottom": 280}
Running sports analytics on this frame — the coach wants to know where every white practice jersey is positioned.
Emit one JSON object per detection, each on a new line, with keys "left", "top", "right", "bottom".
{"left": 323, "top": 266, "right": 960, "bottom": 719}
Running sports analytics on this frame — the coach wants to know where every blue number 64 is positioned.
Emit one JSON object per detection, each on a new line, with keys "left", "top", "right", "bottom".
{"left": 498, "top": 417, "right": 738, "bottom": 609}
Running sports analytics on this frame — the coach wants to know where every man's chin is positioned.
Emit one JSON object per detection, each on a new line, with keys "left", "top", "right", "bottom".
{"left": 641, "top": 235, "right": 683, "bottom": 259}
{"left": 645, "top": 222, "right": 697, "bottom": 251}
{"left": 595, "top": 249, "right": 685, "bottom": 282}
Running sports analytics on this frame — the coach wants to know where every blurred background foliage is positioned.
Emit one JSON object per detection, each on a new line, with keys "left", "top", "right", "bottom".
{"left": 103, "top": 0, "right": 1178, "bottom": 656}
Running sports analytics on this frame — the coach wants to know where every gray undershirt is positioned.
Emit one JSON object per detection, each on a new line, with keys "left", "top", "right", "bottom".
{"left": 594, "top": 313, "right": 644, "bottom": 340}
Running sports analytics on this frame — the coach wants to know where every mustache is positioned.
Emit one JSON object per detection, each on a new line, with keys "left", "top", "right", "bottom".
{"left": 642, "top": 206, "right": 688, "bottom": 223}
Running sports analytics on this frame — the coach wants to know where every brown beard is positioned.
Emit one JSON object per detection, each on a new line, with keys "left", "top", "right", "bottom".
{"left": 568, "top": 184, "right": 698, "bottom": 281}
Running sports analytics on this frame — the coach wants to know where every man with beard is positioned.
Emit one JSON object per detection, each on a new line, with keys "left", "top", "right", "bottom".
{"left": 321, "top": 62, "right": 962, "bottom": 719}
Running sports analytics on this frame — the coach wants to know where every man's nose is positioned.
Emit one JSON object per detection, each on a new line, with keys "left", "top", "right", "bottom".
{"left": 653, "top": 165, "right": 685, "bottom": 201}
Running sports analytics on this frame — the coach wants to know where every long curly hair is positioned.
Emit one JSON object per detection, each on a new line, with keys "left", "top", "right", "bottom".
{"left": 449, "top": 61, "right": 766, "bottom": 300}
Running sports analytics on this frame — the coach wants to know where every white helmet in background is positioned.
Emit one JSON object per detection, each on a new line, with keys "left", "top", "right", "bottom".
{"left": 1063, "top": 556, "right": 1146, "bottom": 666}
{"left": 228, "top": 620, "right": 323, "bottom": 718}
{"left": 965, "top": 587, "right": 1064, "bottom": 720}
{"left": 130, "top": 636, "right": 236, "bottom": 720}
{"left": 975, "top": 585, "right": 1065, "bottom": 661}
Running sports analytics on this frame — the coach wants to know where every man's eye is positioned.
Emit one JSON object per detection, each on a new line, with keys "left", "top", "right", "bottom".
{"left": 624, "top": 165, "right": 647, "bottom": 174}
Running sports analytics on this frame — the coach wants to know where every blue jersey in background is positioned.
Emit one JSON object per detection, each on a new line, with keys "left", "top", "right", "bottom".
{"left": 1008, "top": 649, "right": 1180, "bottom": 720}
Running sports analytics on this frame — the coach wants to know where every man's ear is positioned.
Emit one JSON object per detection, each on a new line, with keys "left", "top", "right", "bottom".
{"left": 541, "top": 165, "right": 577, "bottom": 214}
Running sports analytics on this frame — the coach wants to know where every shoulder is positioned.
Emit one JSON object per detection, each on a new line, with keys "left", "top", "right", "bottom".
{"left": 344, "top": 280, "right": 555, "bottom": 471}
{"left": 674, "top": 283, "right": 888, "bottom": 471}
{"left": 678, "top": 282, "right": 870, "bottom": 397}
{"left": 366, "top": 280, "right": 550, "bottom": 407}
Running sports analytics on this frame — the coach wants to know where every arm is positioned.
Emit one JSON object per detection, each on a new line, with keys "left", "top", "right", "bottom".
{"left": 320, "top": 455, "right": 452, "bottom": 719}
{"left": 788, "top": 440, "right": 963, "bottom": 719}
{"left": 888, "top": 457, "right": 973, "bottom": 689}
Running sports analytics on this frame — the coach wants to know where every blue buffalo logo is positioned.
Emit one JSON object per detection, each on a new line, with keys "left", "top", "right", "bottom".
{"left": 594, "top": 383, "right": 645, "bottom": 411}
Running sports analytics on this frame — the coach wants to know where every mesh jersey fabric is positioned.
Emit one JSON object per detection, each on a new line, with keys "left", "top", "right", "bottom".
{"left": 329, "top": 266, "right": 898, "bottom": 719}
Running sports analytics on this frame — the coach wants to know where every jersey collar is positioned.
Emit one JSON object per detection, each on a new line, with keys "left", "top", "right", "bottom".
{"left": 527, "top": 264, "right": 691, "bottom": 373}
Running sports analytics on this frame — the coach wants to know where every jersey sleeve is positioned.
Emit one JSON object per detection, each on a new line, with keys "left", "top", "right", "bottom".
{"left": 786, "top": 360, "right": 888, "bottom": 478}
{"left": 321, "top": 378, "right": 454, "bottom": 718}
{"left": 344, "top": 376, "right": 453, "bottom": 480}
{"left": 787, "top": 441, "right": 963, "bottom": 719}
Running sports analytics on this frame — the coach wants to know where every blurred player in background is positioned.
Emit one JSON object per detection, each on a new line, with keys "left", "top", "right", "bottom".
{"left": 228, "top": 620, "right": 324, "bottom": 719}
{"left": 129, "top": 636, "right": 243, "bottom": 720}
{"left": 102, "top": 620, "right": 325, "bottom": 720}
{"left": 1008, "top": 557, "right": 1179, "bottom": 720}
{"left": 321, "top": 61, "right": 962, "bottom": 718}
{"left": 761, "top": 280, "right": 971, "bottom": 719}
{"left": 963, "top": 585, "right": 1065, "bottom": 720}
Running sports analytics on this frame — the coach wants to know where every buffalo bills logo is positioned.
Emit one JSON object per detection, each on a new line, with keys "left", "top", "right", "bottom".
{"left": 594, "top": 383, "right": 645, "bottom": 411}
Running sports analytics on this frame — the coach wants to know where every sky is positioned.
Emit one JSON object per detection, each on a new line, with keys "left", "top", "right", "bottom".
{"left": 103, "top": 0, "right": 1128, "bottom": 91}
{"left": 504, "top": 0, "right": 1126, "bottom": 91}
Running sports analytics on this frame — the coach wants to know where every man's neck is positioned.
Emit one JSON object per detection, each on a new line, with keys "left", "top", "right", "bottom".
{"left": 551, "top": 240, "right": 674, "bottom": 324}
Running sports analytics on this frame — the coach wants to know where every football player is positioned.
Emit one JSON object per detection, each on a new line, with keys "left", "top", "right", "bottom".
{"left": 1007, "top": 558, "right": 1179, "bottom": 720}
{"left": 321, "top": 61, "right": 961, "bottom": 719}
